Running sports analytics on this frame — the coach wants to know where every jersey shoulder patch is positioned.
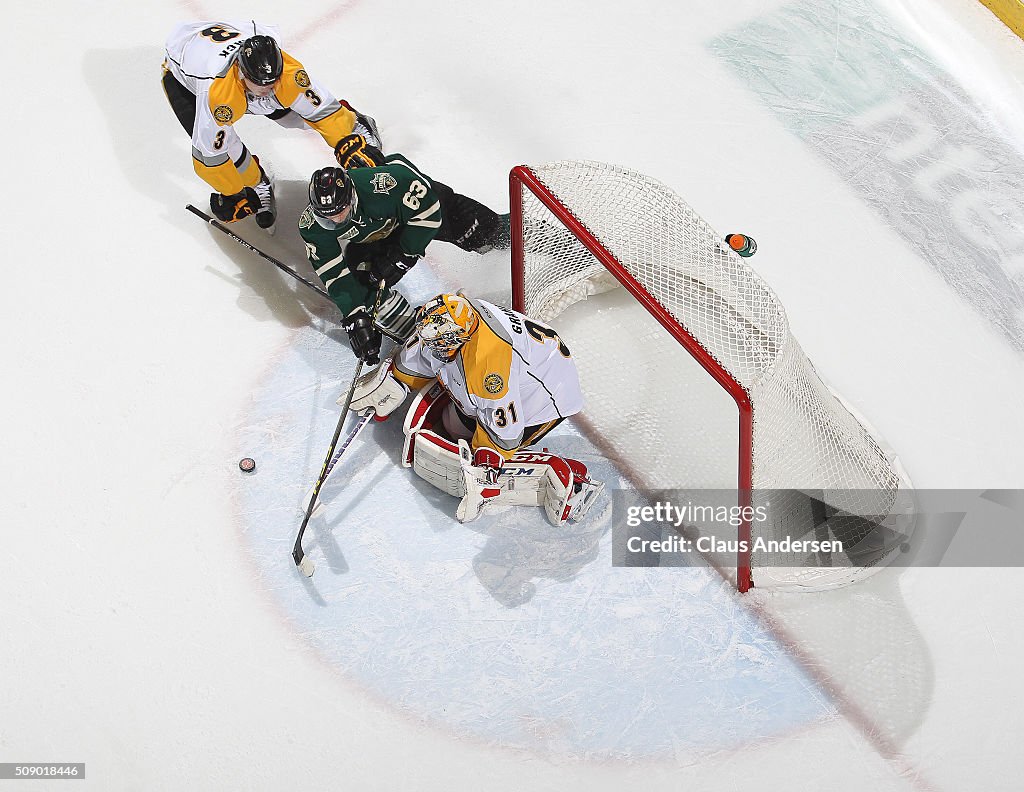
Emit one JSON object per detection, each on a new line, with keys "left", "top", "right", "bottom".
{"left": 483, "top": 373, "right": 505, "bottom": 395}
{"left": 370, "top": 172, "right": 399, "bottom": 194}
{"left": 207, "top": 68, "right": 247, "bottom": 125}
{"left": 298, "top": 206, "right": 315, "bottom": 229}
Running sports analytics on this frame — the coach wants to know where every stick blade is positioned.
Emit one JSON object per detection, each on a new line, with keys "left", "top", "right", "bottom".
{"left": 292, "top": 544, "right": 316, "bottom": 577}
{"left": 297, "top": 554, "right": 316, "bottom": 577}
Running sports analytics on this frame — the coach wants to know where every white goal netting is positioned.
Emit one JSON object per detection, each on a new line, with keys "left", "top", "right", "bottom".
{"left": 513, "top": 161, "right": 914, "bottom": 590}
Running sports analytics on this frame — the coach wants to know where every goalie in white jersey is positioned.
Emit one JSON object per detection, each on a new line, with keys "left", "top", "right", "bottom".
{"left": 163, "top": 20, "right": 380, "bottom": 232}
{"left": 351, "top": 293, "right": 602, "bottom": 524}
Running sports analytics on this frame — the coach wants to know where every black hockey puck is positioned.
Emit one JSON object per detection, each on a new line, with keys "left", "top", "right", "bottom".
{"left": 239, "top": 457, "right": 256, "bottom": 473}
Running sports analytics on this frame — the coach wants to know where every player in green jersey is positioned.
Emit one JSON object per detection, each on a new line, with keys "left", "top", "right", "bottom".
{"left": 299, "top": 134, "right": 510, "bottom": 364}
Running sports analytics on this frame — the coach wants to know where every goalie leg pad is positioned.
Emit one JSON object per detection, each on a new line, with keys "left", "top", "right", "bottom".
{"left": 402, "top": 382, "right": 450, "bottom": 466}
{"left": 411, "top": 430, "right": 466, "bottom": 497}
{"left": 409, "top": 431, "right": 555, "bottom": 506}
{"left": 506, "top": 452, "right": 605, "bottom": 525}
{"left": 406, "top": 436, "right": 605, "bottom": 525}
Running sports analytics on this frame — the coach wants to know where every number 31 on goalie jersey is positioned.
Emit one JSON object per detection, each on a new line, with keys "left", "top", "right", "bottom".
{"left": 494, "top": 402, "right": 518, "bottom": 427}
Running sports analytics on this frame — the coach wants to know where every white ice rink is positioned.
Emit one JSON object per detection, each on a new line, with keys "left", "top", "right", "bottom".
{"left": 4, "top": 0, "right": 1024, "bottom": 789}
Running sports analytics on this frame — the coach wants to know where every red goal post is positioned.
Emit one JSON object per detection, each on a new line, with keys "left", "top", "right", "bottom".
{"left": 509, "top": 161, "right": 911, "bottom": 592}
{"left": 511, "top": 164, "right": 755, "bottom": 590}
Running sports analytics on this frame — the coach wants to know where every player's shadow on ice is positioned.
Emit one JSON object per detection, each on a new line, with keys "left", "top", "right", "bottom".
{"left": 467, "top": 434, "right": 612, "bottom": 608}
{"left": 470, "top": 516, "right": 608, "bottom": 608}
{"left": 198, "top": 179, "right": 341, "bottom": 332}
{"left": 82, "top": 47, "right": 342, "bottom": 335}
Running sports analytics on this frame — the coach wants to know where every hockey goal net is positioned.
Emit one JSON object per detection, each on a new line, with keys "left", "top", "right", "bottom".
{"left": 510, "top": 161, "right": 914, "bottom": 591}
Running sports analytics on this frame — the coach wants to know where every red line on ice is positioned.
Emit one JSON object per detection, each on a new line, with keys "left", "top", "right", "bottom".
{"left": 290, "top": 1, "right": 361, "bottom": 47}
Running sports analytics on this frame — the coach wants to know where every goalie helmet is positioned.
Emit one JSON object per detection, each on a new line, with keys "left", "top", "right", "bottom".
{"left": 308, "top": 167, "right": 355, "bottom": 217}
{"left": 237, "top": 35, "right": 283, "bottom": 86}
{"left": 416, "top": 294, "right": 479, "bottom": 361}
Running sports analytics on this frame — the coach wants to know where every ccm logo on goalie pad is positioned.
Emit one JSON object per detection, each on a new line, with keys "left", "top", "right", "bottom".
{"left": 508, "top": 453, "right": 572, "bottom": 487}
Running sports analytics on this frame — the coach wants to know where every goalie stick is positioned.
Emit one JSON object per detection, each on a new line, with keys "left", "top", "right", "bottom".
{"left": 302, "top": 408, "right": 375, "bottom": 518}
{"left": 292, "top": 284, "right": 386, "bottom": 577}
{"left": 184, "top": 204, "right": 405, "bottom": 342}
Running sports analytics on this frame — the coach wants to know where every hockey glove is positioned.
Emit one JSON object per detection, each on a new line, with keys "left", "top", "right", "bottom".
{"left": 341, "top": 308, "right": 383, "bottom": 365}
{"left": 370, "top": 254, "right": 419, "bottom": 289}
{"left": 347, "top": 361, "right": 409, "bottom": 419}
{"left": 471, "top": 447, "right": 503, "bottom": 484}
{"left": 334, "top": 133, "right": 385, "bottom": 168}
{"left": 457, "top": 441, "right": 503, "bottom": 523}
{"left": 210, "top": 187, "right": 261, "bottom": 222}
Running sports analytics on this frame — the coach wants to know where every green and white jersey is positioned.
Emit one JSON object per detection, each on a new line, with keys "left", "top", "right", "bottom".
{"left": 298, "top": 153, "right": 443, "bottom": 316}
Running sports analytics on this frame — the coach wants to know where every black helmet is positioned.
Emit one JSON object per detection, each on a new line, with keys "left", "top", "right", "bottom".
{"left": 237, "top": 35, "right": 283, "bottom": 86}
{"left": 309, "top": 167, "right": 354, "bottom": 217}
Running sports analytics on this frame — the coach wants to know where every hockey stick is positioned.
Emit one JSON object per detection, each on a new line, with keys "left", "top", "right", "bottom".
{"left": 186, "top": 203, "right": 334, "bottom": 300}
{"left": 303, "top": 408, "right": 375, "bottom": 518}
{"left": 184, "top": 204, "right": 406, "bottom": 342}
{"left": 292, "top": 284, "right": 386, "bottom": 577}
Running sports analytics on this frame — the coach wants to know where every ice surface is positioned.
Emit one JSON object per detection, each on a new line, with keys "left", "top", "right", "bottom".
{"left": 3, "top": 0, "right": 1023, "bottom": 790}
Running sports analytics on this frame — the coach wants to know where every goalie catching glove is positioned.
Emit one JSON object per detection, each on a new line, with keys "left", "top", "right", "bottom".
{"left": 210, "top": 187, "right": 261, "bottom": 222}
{"left": 457, "top": 445, "right": 504, "bottom": 523}
{"left": 347, "top": 361, "right": 409, "bottom": 419}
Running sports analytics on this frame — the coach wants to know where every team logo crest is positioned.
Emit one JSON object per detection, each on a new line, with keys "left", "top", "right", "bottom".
{"left": 294, "top": 69, "right": 311, "bottom": 88}
{"left": 213, "top": 105, "right": 234, "bottom": 123}
{"left": 371, "top": 173, "right": 398, "bottom": 194}
{"left": 299, "top": 207, "right": 315, "bottom": 229}
{"left": 484, "top": 374, "right": 504, "bottom": 394}
{"left": 338, "top": 226, "right": 360, "bottom": 240}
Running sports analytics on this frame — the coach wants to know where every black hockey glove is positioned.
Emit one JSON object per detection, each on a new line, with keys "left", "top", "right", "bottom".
{"left": 334, "top": 133, "right": 385, "bottom": 168}
{"left": 210, "top": 187, "right": 261, "bottom": 222}
{"left": 370, "top": 254, "right": 419, "bottom": 290}
{"left": 342, "top": 308, "right": 382, "bottom": 365}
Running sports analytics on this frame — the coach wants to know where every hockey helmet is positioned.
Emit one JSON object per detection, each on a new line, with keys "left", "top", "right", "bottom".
{"left": 416, "top": 294, "right": 480, "bottom": 361}
{"left": 237, "top": 35, "right": 283, "bottom": 86}
{"left": 308, "top": 167, "right": 355, "bottom": 218}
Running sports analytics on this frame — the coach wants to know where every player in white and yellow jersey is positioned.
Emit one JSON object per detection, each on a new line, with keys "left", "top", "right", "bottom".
{"left": 162, "top": 20, "right": 380, "bottom": 232}
{"left": 350, "top": 294, "right": 602, "bottom": 524}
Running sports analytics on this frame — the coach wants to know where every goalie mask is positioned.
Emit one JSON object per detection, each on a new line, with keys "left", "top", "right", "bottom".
{"left": 416, "top": 294, "right": 479, "bottom": 361}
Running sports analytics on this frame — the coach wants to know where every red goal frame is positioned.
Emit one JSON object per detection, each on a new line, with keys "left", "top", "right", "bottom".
{"left": 509, "top": 165, "right": 755, "bottom": 591}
